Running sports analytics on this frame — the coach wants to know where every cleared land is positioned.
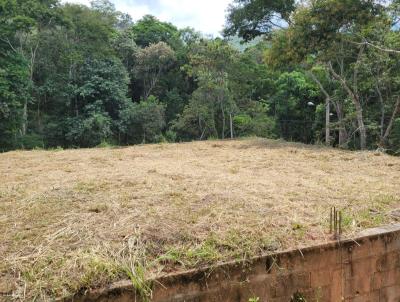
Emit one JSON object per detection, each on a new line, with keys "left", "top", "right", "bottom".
{"left": 1, "top": 138, "right": 400, "bottom": 301}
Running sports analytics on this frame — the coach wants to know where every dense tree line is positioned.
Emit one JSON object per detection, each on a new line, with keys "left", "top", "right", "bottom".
{"left": 226, "top": 0, "right": 400, "bottom": 152}
{"left": 1, "top": 0, "right": 400, "bottom": 153}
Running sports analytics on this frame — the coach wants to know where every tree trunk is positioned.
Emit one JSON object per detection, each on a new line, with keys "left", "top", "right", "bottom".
{"left": 229, "top": 113, "right": 233, "bottom": 139}
{"left": 220, "top": 96, "right": 225, "bottom": 139}
{"left": 308, "top": 71, "right": 331, "bottom": 146}
{"left": 37, "top": 99, "right": 41, "bottom": 131}
{"left": 380, "top": 97, "right": 400, "bottom": 147}
{"left": 75, "top": 96, "right": 79, "bottom": 117}
{"left": 355, "top": 102, "right": 367, "bottom": 150}
{"left": 333, "top": 101, "right": 348, "bottom": 148}
{"left": 328, "top": 62, "right": 367, "bottom": 150}
{"left": 22, "top": 101, "right": 28, "bottom": 136}
{"left": 22, "top": 43, "right": 39, "bottom": 137}
{"left": 325, "top": 98, "right": 330, "bottom": 146}
{"left": 144, "top": 69, "right": 161, "bottom": 100}
{"left": 199, "top": 116, "right": 206, "bottom": 140}
{"left": 376, "top": 84, "right": 385, "bottom": 138}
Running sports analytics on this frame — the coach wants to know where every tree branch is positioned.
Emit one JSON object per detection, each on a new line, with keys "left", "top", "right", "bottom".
{"left": 307, "top": 71, "right": 330, "bottom": 101}
{"left": 0, "top": 37, "right": 18, "bottom": 54}
{"left": 375, "top": 83, "right": 385, "bottom": 138}
{"left": 383, "top": 97, "right": 400, "bottom": 142}
{"left": 348, "top": 39, "right": 400, "bottom": 54}
{"left": 353, "top": 45, "right": 365, "bottom": 95}
{"left": 328, "top": 62, "right": 358, "bottom": 104}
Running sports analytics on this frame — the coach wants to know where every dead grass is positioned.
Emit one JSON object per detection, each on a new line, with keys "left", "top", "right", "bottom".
{"left": 1, "top": 138, "right": 400, "bottom": 301}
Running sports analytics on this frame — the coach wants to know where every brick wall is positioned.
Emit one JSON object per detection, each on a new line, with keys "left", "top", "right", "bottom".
{"left": 75, "top": 224, "right": 400, "bottom": 302}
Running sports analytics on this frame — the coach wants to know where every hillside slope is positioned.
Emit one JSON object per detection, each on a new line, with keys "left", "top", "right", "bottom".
{"left": 1, "top": 138, "right": 400, "bottom": 300}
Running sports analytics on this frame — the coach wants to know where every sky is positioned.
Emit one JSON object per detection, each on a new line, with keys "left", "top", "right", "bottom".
{"left": 61, "top": 0, "right": 234, "bottom": 36}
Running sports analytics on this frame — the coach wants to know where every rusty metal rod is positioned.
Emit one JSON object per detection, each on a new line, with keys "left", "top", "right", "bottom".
{"left": 334, "top": 207, "right": 337, "bottom": 236}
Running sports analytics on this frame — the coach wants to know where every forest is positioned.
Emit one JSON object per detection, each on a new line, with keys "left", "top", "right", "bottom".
{"left": 1, "top": 0, "right": 400, "bottom": 153}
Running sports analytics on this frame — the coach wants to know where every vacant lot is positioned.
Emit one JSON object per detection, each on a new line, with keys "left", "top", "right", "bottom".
{"left": 1, "top": 138, "right": 400, "bottom": 300}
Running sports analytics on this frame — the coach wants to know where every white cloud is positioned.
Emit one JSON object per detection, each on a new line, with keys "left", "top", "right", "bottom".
{"left": 155, "top": 0, "right": 232, "bottom": 36}
{"left": 116, "top": 2, "right": 151, "bottom": 22}
{"left": 61, "top": 0, "right": 233, "bottom": 36}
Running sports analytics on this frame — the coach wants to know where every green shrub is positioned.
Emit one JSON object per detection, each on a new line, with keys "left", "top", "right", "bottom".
{"left": 389, "top": 118, "right": 400, "bottom": 155}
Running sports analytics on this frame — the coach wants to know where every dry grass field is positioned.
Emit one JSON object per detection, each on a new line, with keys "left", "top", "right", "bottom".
{"left": 1, "top": 138, "right": 400, "bottom": 301}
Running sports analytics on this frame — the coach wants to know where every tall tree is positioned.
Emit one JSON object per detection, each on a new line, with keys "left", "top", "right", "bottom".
{"left": 133, "top": 42, "right": 176, "bottom": 100}
{"left": 175, "top": 40, "right": 237, "bottom": 140}
{"left": 263, "top": 0, "right": 392, "bottom": 149}
{"left": 0, "top": 0, "right": 60, "bottom": 138}
{"left": 130, "top": 15, "right": 182, "bottom": 49}
{"left": 65, "top": 58, "right": 130, "bottom": 147}
{"left": 224, "top": 0, "right": 296, "bottom": 41}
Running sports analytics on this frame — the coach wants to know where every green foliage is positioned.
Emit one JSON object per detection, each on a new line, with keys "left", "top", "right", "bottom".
{"left": 229, "top": 42, "right": 274, "bottom": 103}
{"left": 74, "top": 58, "right": 130, "bottom": 120}
{"left": 119, "top": 96, "right": 166, "bottom": 144}
{"left": 164, "top": 130, "right": 177, "bottom": 143}
{"left": 164, "top": 88, "right": 186, "bottom": 122}
{"left": 173, "top": 39, "right": 239, "bottom": 140}
{"left": 234, "top": 104, "right": 276, "bottom": 138}
{"left": 113, "top": 29, "right": 138, "bottom": 71}
{"left": 20, "top": 133, "right": 45, "bottom": 149}
{"left": 389, "top": 118, "right": 400, "bottom": 154}
{"left": 133, "top": 42, "right": 176, "bottom": 100}
{"left": 1, "top": 0, "right": 400, "bottom": 153}
{"left": 172, "top": 87, "right": 219, "bottom": 140}
{"left": 61, "top": 2, "right": 118, "bottom": 59}
{"left": 272, "top": 71, "right": 320, "bottom": 143}
{"left": 0, "top": 0, "right": 59, "bottom": 36}
{"left": 224, "top": 0, "right": 296, "bottom": 41}
{"left": 66, "top": 109, "right": 112, "bottom": 148}
{"left": 291, "top": 292, "right": 307, "bottom": 302}
{"left": 61, "top": 58, "right": 129, "bottom": 148}
{"left": 158, "top": 235, "right": 221, "bottom": 268}
{"left": 234, "top": 114, "right": 253, "bottom": 132}
{"left": 0, "top": 50, "right": 29, "bottom": 150}
{"left": 96, "top": 140, "right": 115, "bottom": 149}
{"left": 123, "top": 262, "right": 152, "bottom": 302}
{"left": 130, "top": 15, "right": 182, "bottom": 49}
